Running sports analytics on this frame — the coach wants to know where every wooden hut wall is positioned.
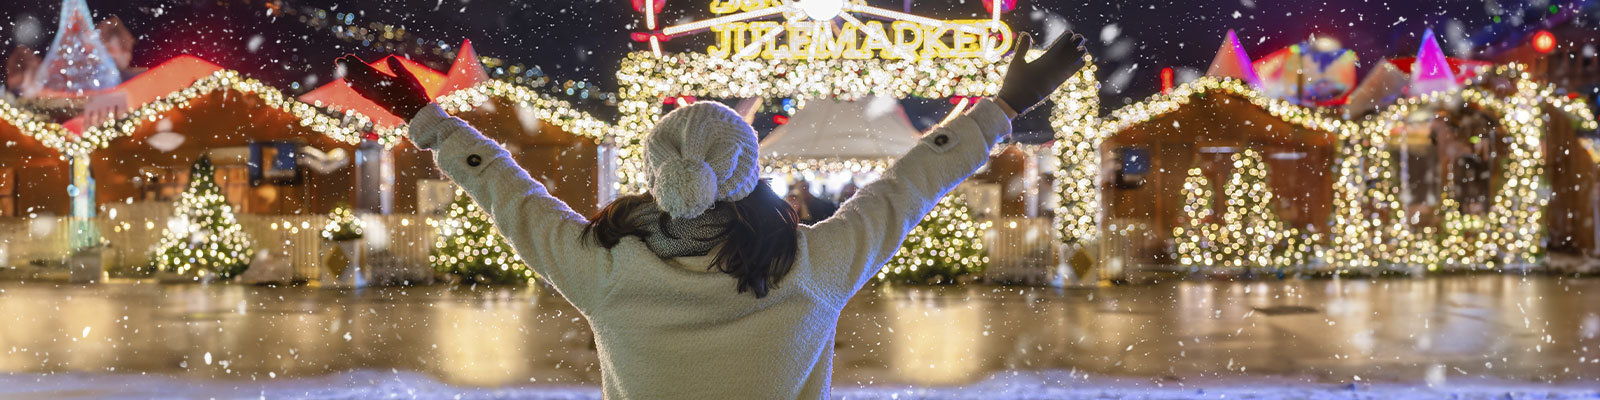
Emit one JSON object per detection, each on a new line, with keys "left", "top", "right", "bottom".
{"left": 1545, "top": 108, "right": 1598, "bottom": 256}
{"left": 0, "top": 123, "right": 70, "bottom": 216}
{"left": 971, "top": 146, "right": 1032, "bottom": 217}
{"left": 88, "top": 91, "right": 358, "bottom": 215}
{"left": 389, "top": 144, "right": 439, "bottom": 214}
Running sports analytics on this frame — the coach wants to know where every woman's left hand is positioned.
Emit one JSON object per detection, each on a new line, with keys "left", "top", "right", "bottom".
{"left": 337, "top": 55, "right": 432, "bottom": 120}
{"left": 995, "top": 30, "right": 1089, "bottom": 117}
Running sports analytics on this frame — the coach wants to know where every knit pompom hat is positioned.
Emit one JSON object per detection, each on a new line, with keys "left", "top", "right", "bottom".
{"left": 643, "top": 101, "right": 761, "bottom": 219}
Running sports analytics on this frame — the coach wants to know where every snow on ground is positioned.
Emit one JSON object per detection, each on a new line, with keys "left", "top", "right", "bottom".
{"left": 2, "top": 369, "right": 1596, "bottom": 400}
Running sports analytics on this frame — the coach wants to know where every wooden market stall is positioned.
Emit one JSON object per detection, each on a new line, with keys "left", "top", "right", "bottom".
{"left": 85, "top": 56, "right": 361, "bottom": 215}
{"left": 1101, "top": 92, "right": 1338, "bottom": 265}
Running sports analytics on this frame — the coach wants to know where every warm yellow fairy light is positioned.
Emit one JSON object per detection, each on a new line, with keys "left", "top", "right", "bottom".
{"left": 759, "top": 157, "right": 890, "bottom": 178}
{"left": 433, "top": 80, "right": 613, "bottom": 142}
{"left": 0, "top": 98, "right": 73, "bottom": 154}
{"left": 1046, "top": 57, "right": 1101, "bottom": 245}
{"left": 880, "top": 192, "right": 992, "bottom": 283}
{"left": 153, "top": 158, "right": 254, "bottom": 279}
{"left": 72, "top": 70, "right": 376, "bottom": 155}
{"left": 1173, "top": 168, "right": 1216, "bottom": 267}
{"left": 1173, "top": 150, "right": 1318, "bottom": 269}
{"left": 429, "top": 188, "right": 533, "bottom": 284}
{"left": 321, "top": 205, "right": 365, "bottom": 241}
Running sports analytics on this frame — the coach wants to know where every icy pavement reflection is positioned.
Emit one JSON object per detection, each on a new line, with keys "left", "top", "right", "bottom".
{"left": 2, "top": 275, "right": 1600, "bottom": 395}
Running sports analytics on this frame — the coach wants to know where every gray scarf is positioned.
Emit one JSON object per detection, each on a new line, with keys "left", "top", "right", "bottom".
{"left": 628, "top": 202, "right": 733, "bottom": 258}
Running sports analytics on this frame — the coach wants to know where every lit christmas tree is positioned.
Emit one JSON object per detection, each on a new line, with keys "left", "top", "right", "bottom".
{"left": 1173, "top": 167, "right": 1217, "bottom": 267}
{"left": 880, "top": 193, "right": 991, "bottom": 284}
{"left": 154, "top": 157, "right": 254, "bottom": 280}
{"left": 1176, "top": 150, "right": 1316, "bottom": 269}
{"left": 30, "top": 0, "right": 123, "bottom": 95}
{"left": 429, "top": 189, "right": 533, "bottom": 284}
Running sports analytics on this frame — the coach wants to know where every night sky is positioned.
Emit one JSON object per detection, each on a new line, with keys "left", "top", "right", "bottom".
{"left": 0, "top": 0, "right": 1584, "bottom": 110}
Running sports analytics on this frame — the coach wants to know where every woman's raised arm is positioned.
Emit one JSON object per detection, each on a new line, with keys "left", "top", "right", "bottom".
{"left": 340, "top": 57, "right": 615, "bottom": 308}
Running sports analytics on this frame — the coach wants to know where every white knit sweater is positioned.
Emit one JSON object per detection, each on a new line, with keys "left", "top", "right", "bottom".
{"left": 408, "top": 100, "right": 1012, "bottom": 399}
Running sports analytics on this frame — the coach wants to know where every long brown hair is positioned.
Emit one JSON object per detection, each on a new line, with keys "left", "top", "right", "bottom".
{"left": 584, "top": 180, "right": 799, "bottom": 298}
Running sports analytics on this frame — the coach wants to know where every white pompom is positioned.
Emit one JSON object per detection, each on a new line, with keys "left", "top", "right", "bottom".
{"left": 654, "top": 158, "right": 718, "bottom": 219}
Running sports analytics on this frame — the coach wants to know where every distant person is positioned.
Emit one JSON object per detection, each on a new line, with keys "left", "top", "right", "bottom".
{"left": 789, "top": 179, "right": 838, "bottom": 225}
{"left": 837, "top": 179, "right": 859, "bottom": 203}
{"left": 338, "top": 30, "right": 1087, "bottom": 399}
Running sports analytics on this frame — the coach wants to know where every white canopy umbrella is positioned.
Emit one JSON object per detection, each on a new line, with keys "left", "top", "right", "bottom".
{"left": 759, "top": 96, "right": 921, "bottom": 161}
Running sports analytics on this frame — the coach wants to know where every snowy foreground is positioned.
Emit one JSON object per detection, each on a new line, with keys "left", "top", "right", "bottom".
{"left": 1, "top": 370, "right": 1595, "bottom": 400}
{"left": 7, "top": 276, "right": 1600, "bottom": 398}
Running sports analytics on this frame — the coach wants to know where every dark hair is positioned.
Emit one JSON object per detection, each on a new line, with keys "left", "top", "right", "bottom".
{"left": 584, "top": 180, "right": 799, "bottom": 298}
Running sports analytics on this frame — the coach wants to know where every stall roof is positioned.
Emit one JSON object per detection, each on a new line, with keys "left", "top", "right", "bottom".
{"left": 760, "top": 96, "right": 921, "bottom": 160}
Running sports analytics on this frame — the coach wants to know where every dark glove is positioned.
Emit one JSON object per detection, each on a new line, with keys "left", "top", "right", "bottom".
{"left": 996, "top": 31, "right": 1089, "bottom": 116}
{"left": 337, "top": 55, "right": 432, "bottom": 121}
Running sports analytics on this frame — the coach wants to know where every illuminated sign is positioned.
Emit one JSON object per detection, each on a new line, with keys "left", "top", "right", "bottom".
{"left": 649, "top": 0, "right": 1013, "bottom": 60}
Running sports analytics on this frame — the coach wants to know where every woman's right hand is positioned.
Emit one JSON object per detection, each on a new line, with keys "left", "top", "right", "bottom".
{"left": 996, "top": 30, "right": 1089, "bottom": 117}
{"left": 337, "top": 55, "right": 432, "bottom": 120}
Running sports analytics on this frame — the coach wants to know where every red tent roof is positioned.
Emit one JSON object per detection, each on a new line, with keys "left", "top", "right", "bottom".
{"left": 63, "top": 55, "right": 226, "bottom": 133}
{"left": 118, "top": 55, "right": 225, "bottom": 108}
{"left": 299, "top": 55, "right": 447, "bottom": 130}
{"left": 438, "top": 39, "right": 492, "bottom": 97}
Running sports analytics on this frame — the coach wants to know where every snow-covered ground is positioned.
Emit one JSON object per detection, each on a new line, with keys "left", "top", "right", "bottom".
{"left": 6, "top": 277, "right": 1600, "bottom": 398}
{"left": 1, "top": 369, "right": 1595, "bottom": 400}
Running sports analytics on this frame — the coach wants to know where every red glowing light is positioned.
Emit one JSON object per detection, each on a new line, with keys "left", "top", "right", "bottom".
{"left": 631, "top": 0, "right": 665, "bottom": 13}
{"left": 772, "top": 115, "right": 789, "bottom": 125}
{"left": 630, "top": 32, "right": 671, "bottom": 42}
{"left": 1160, "top": 67, "right": 1175, "bottom": 95}
{"left": 981, "top": 0, "right": 1016, "bottom": 13}
{"left": 948, "top": 96, "right": 978, "bottom": 105}
{"left": 1532, "top": 30, "right": 1556, "bottom": 53}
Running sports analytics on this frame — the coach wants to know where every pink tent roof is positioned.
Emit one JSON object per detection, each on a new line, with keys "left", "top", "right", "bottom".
{"left": 1206, "top": 30, "right": 1261, "bottom": 86}
{"left": 1410, "top": 29, "right": 1459, "bottom": 95}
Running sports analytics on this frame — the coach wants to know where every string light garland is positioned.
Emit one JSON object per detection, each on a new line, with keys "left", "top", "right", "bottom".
{"left": 758, "top": 157, "right": 890, "bottom": 179}
{"left": 71, "top": 70, "right": 376, "bottom": 155}
{"left": 1366, "top": 84, "right": 1550, "bottom": 269}
{"left": 0, "top": 98, "right": 73, "bottom": 154}
{"left": 428, "top": 188, "right": 533, "bottom": 284}
{"left": 153, "top": 157, "right": 255, "bottom": 280}
{"left": 880, "top": 192, "right": 992, "bottom": 283}
{"left": 1101, "top": 76, "right": 1353, "bottom": 136}
{"left": 433, "top": 80, "right": 614, "bottom": 142}
{"left": 1046, "top": 57, "right": 1102, "bottom": 245}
